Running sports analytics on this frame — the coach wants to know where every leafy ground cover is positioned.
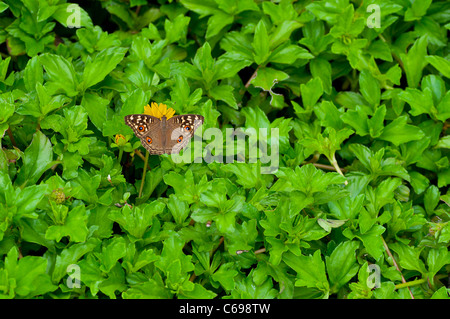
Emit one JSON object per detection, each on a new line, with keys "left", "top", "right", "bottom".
{"left": 0, "top": 0, "right": 449, "bottom": 299}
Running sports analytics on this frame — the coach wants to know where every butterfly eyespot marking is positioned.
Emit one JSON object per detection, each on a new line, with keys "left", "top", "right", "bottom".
{"left": 184, "top": 125, "right": 191, "bottom": 131}
{"left": 138, "top": 125, "right": 144, "bottom": 131}
{"left": 177, "top": 136, "right": 183, "bottom": 143}
{"left": 146, "top": 137, "right": 152, "bottom": 144}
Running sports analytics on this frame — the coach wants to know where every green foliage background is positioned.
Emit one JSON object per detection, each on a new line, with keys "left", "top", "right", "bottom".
{"left": 0, "top": 0, "right": 449, "bottom": 299}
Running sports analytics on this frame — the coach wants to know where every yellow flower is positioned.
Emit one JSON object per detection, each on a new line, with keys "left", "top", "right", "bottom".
{"left": 144, "top": 102, "right": 176, "bottom": 120}
{"left": 115, "top": 134, "right": 126, "bottom": 146}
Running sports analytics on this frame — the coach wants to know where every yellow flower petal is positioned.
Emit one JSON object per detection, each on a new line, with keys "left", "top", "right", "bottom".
{"left": 143, "top": 104, "right": 152, "bottom": 115}
{"left": 165, "top": 108, "right": 176, "bottom": 120}
{"left": 143, "top": 102, "right": 176, "bottom": 120}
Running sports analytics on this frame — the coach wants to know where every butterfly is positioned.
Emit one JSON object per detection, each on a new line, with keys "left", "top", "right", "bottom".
{"left": 124, "top": 114, "right": 204, "bottom": 155}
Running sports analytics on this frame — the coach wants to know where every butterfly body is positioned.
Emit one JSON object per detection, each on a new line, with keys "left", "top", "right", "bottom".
{"left": 125, "top": 114, "right": 204, "bottom": 155}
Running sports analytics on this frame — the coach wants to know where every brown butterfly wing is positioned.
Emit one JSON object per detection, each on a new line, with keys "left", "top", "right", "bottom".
{"left": 165, "top": 115, "right": 204, "bottom": 154}
{"left": 124, "top": 114, "right": 165, "bottom": 154}
{"left": 124, "top": 114, "right": 157, "bottom": 138}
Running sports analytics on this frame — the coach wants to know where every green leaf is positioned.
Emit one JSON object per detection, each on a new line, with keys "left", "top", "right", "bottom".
{"left": 349, "top": 144, "right": 410, "bottom": 182}
{"left": 192, "top": 42, "right": 216, "bottom": 87}
{"left": 389, "top": 242, "right": 427, "bottom": 275}
{"left": 45, "top": 205, "right": 89, "bottom": 243}
{"left": 206, "top": 11, "right": 233, "bottom": 39}
{"left": 109, "top": 201, "right": 165, "bottom": 239}
{"left": 164, "top": 170, "right": 210, "bottom": 204}
{"left": 81, "top": 47, "right": 128, "bottom": 91}
{"left": 70, "top": 168, "right": 100, "bottom": 204}
{"left": 209, "top": 84, "right": 237, "bottom": 108}
{"left": 180, "top": 0, "right": 218, "bottom": 16}
{"left": 314, "top": 101, "right": 345, "bottom": 130}
{"left": 23, "top": 56, "right": 43, "bottom": 92}
{"left": 4, "top": 247, "right": 57, "bottom": 298}
{"left": 252, "top": 20, "right": 270, "bottom": 65}
{"left": 220, "top": 32, "right": 253, "bottom": 62}
{"left": 328, "top": 193, "right": 365, "bottom": 220}
{"left": 15, "top": 184, "right": 48, "bottom": 218}
{"left": 283, "top": 250, "right": 329, "bottom": 294}
{"left": 213, "top": 55, "right": 252, "bottom": 81}
{"left": 409, "top": 171, "right": 430, "bottom": 195}
{"left": 399, "top": 88, "right": 436, "bottom": 117}
{"left": 96, "top": 237, "right": 127, "bottom": 273}
{"left": 155, "top": 234, "right": 194, "bottom": 281}
{"left": 52, "top": 3, "right": 93, "bottom": 28}
{"left": 52, "top": 238, "right": 100, "bottom": 282}
{"left": 276, "top": 164, "right": 346, "bottom": 196}
{"left": 268, "top": 43, "right": 313, "bottom": 64}
{"left": 399, "top": 36, "right": 428, "bottom": 89}
{"left": 326, "top": 241, "right": 360, "bottom": 293}
{"left": 359, "top": 70, "right": 380, "bottom": 107}
{"left": 211, "top": 262, "right": 238, "bottom": 291}
{"left": 76, "top": 26, "right": 121, "bottom": 53}
{"left": 348, "top": 262, "right": 374, "bottom": 299}
{"left": 301, "top": 77, "right": 323, "bottom": 110}
{"left": 81, "top": 92, "right": 109, "bottom": 132}
{"left": 168, "top": 194, "right": 190, "bottom": 225}
{"left": 301, "top": 127, "right": 353, "bottom": 166}
{"left": 122, "top": 279, "right": 172, "bottom": 299}
{"left": 262, "top": 1, "right": 297, "bottom": 25}
{"left": 426, "top": 55, "right": 450, "bottom": 78}
{"left": 120, "top": 88, "right": 151, "bottom": 117}
{"left": 0, "top": 2, "right": 8, "bottom": 13}
{"left": 310, "top": 57, "right": 332, "bottom": 95}
{"left": 427, "top": 247, "right": 450, "bottom": 283}
{"left": 366, "top": 178, "right": 403, "bottom": 216}
{"left": 436, "top": 136, "right": 450, "bottom": 149}
{"left": 240, "top": 107, "right": 269, "bottom": 131}
{"left": 15, "top": 130, "right": 54, "bottom": 188}
{"left": 431, "top": 287, "right": 450, "bottom": 299}
{"left": 368, "top": 105, "right": 386, "bottom": 138}
{"left": 250, "top": 67, "right": 289, "bottom": 92}
{"left": 164, "top": 15, "right": 190, "bottom": 44}
{"left": 436, "top": 91, "right": 450, "bottom": 122}
{"left": 137, "top": 167, "right": 164, "bottom": 204}
{"left": 377, "top": 116, "right": 425, "bottom": 146}
{"left": 269, "top": 20, "right": 302, "bottom": 50}
{"left": 170, "top": 75, "right": 203, "bottom": 113}
{"left": 230, "top": 270, "right": 278, "bottom": 299}
{"left": 178, "top": 282, "right": 217, "bottom": 299}
{"left": 424, "top": 185, "right": 440, "bottom": 215}
{"left": 39, "top": 53, "right": 79, "bottom": 97}
{"left": 348, "top": 225, "right": 386, "bottom": 260}
{"left": 221, "top": 162, "right": 265, "bottom": 189}
{"left": 404, "top": 0, "right": 432, "bottom": 21}
{"left": 0, "top": 93, "right": 15, "bottom": 124}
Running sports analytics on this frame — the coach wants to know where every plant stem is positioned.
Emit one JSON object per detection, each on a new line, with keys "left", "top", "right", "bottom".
{"left": 138, "top": 150, "right": 149, "bottom": 198}
{"left": 303, "top": 153, "right": 320, "bottom": 164}
{"left": 118, "top": 148, "right": 124, "bottom": 164}
{"left": 330, "top": 155, "right": 348, "bottom": 185}
{"left": 254, "top": 247, "right": 266, "bottom": 255}
{"left": 394, "top": 274, "right": 447, "bottom": 290}
{"left": 381, "top": 236, "right": 415, "bottom": 299}
{"left": 244, "top": 66, "right": 259, "bottom": 88}
{"left": 312, "top": 163, "right": 347, "bottom": 172}
{"left": 395, "top": 278, "right": 427, "bottom": 290}
{"left": 134, "top": 149, "right": 146, "bottom": 161}
{"left": 239, "top": 65, "right": 260, "bottom": 95}
{"left": 7, "top": 127, "right": 17, "bottom": 148}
